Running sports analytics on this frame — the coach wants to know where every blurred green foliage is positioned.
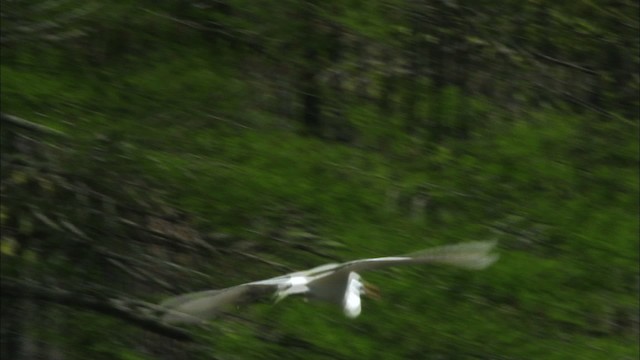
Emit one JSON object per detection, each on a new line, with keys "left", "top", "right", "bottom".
{"left": 1, "top": 0, "right": 638, "bottom": 359}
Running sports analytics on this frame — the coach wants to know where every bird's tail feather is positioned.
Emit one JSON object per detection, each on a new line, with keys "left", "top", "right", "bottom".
{"left": 406, "top": 240, "right": 499, "bottom": 270}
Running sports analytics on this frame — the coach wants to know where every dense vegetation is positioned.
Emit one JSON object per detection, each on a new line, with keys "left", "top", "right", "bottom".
{"left": 1, "top": 1, "right": 638, "bottom": 359}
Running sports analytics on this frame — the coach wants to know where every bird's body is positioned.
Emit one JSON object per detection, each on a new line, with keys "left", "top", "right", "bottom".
{"left": 160, "top": 241, "right": 498, "bottom": 324}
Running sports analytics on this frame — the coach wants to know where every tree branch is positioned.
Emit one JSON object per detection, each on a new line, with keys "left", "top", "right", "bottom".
{"left": 1, "top": 113, "right": 66, "bottom": 137}
{"left": 529, "top": 51, "right": 598, "bottom": 76}
{"left": 0, "top": 277, "right": 194, "bottom": 342}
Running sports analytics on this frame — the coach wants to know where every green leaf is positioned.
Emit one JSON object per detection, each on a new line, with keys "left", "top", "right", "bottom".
{"left": 1, "top": 236, "right": 18, "bottom": 256}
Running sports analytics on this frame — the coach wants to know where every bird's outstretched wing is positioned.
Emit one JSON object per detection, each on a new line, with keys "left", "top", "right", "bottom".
{"left": 337, "top": 240, "right": 499, "bottom": 274}
{"left": 160, "top": 280, "right": 283, "bottom": 324}
{"left": 159, "top": 241, "right": 498, "bottom": 324}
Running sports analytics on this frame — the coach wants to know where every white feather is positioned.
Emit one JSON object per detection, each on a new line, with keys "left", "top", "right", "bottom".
{"left": 159, "top": 241, "right": 498, "bottom": 324}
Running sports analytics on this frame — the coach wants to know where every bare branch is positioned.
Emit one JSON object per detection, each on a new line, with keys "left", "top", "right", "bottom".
{"left": 0, "top": 277, "right": 194, "bottom": 342}
{"left": 529, "top": 51, "right": 598, "bottom": 76}
{"left": 1, "top": 113, "right": 66, "bottom": 137}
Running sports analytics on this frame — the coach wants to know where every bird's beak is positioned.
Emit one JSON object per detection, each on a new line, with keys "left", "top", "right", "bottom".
{"left": 364, "top": 282, "right": 381, "bottom": 300}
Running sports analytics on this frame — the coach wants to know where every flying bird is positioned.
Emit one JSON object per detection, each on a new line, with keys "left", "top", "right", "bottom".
{"left": 159, "top": 241, "right": 498, "bottom": 324}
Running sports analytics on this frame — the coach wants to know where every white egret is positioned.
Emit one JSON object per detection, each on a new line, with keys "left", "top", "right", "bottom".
{"left": 159, "top": 241, "right": 498, "bottom": 324}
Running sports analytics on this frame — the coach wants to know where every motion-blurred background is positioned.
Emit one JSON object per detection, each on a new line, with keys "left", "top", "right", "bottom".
{"left": 1, "top": 1, "right": 638, "bottom": 359}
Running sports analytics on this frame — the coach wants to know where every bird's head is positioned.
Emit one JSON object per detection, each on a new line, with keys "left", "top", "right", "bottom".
{"left": 351, "top": 273, "right": 381, "bottom": 300}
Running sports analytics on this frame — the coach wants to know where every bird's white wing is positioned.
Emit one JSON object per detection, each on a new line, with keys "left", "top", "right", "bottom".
{"left": 337, "top": 240, "right": 499, "bottom": 274}
{"left": 159, "top": 241, "right": 497, "bottom": 324}
{"left": 160, "top": 280, "right": 284, "bottom": 324}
